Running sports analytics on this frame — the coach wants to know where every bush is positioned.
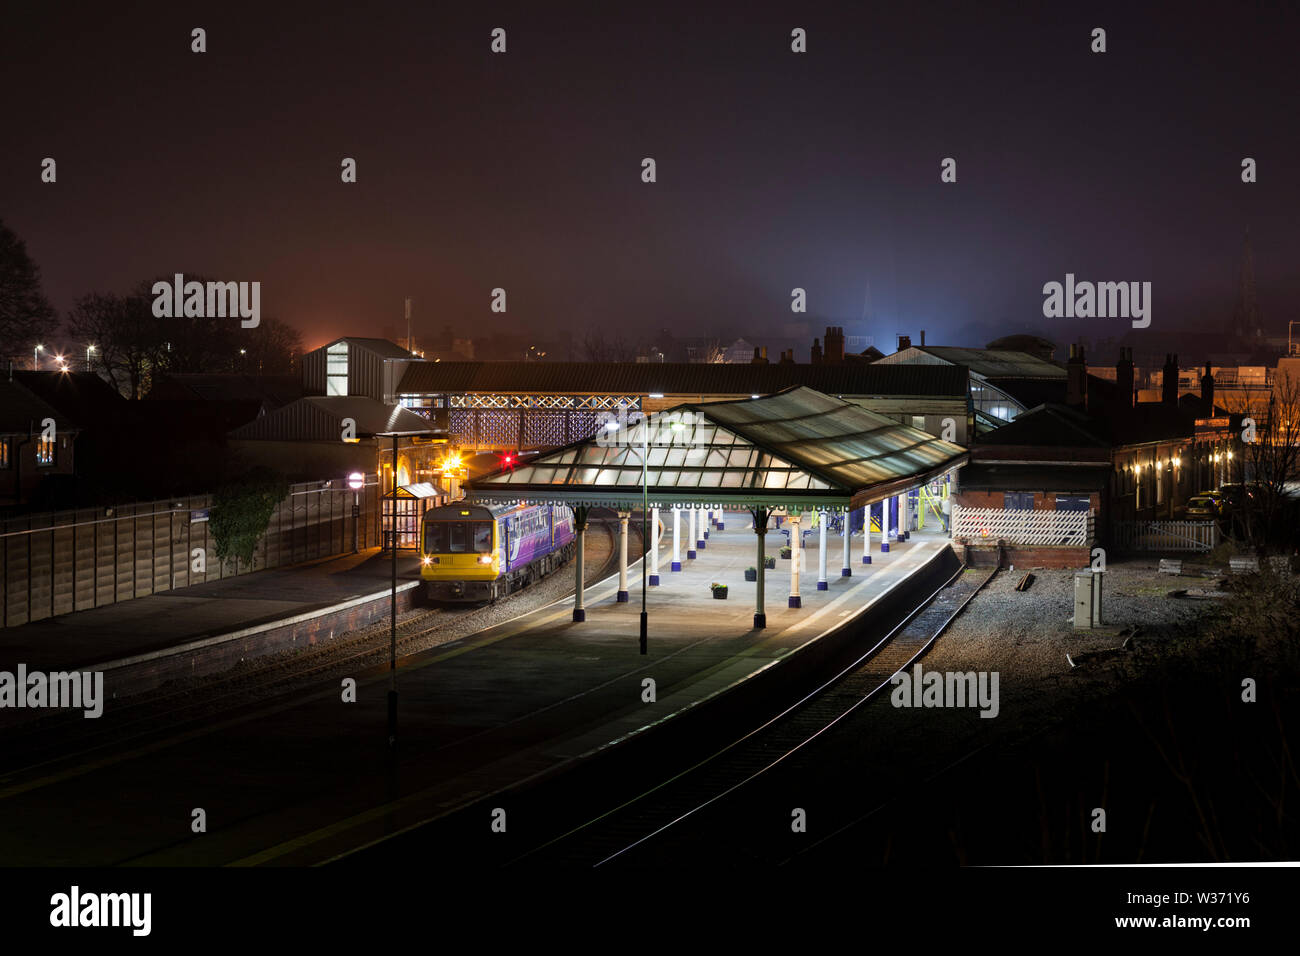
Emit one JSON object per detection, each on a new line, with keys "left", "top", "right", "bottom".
{"left": 210, "top": 467, "right": 288, "bottom": 568}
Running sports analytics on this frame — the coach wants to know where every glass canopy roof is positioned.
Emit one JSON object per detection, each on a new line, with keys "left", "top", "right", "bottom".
{"left": 464, "top": 386, "right": 968, "bottom": 510}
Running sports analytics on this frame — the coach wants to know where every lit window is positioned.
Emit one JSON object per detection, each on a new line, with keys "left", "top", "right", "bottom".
{"left": 36, "top": 435, "right": 55, "bottom": 466}
{"left": 0, "top": 439, "right": 9, "bottom": 469}
{"left": 326, "top": 342, "right": 348, "bottom": 396}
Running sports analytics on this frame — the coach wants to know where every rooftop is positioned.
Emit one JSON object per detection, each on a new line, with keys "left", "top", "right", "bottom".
{"left": 397, "top": 360, "right": 968, "bottom": 398}
{"left": 466, "top": 386, "right": 968, "bottom": 509}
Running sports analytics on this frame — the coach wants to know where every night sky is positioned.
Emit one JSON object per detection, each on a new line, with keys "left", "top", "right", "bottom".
{"left": 3, "top": 1, "right": 1297, "bottom": 353}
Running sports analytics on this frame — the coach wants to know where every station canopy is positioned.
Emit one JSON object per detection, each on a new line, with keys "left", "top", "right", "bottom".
{"left": 463, "top": 386, "right": 968, "bottom": 512}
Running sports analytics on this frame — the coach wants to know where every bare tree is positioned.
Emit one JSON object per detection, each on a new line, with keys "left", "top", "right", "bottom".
{"left": 1223, "top": 369, "right": 1300, "bottom": 549}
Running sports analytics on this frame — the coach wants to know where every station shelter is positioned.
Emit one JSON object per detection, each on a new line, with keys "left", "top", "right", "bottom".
{"left": 463, "top": 386, "right": 968, "bottom": 628}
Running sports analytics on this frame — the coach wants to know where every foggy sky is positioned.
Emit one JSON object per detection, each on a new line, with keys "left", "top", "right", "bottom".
{"left": 3, "top": 1, "right": 1297, "bottom": 354}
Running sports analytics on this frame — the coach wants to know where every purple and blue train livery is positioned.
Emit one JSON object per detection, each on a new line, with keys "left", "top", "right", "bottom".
{"left": 421, "top": 502, "right": 576, "bottom": 602}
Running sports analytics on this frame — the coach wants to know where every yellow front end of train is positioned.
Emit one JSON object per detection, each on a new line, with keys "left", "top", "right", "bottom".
{"left": 421, "top": 505, "right": 503, "bottom": 601}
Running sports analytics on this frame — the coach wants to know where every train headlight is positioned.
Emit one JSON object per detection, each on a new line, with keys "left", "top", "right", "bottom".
{"left": 422, "top": 556, "right": 433, "bottom": 566}
{"left": 478, "top": 553, "right": 494, "bottom": 564}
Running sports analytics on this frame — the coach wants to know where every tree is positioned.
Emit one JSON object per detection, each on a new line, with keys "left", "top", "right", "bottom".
{"left": 0, "top": 219, "right": 57, "bottom": 365}
{"left": 1223, "top": 369, "right": 1300, "bottom": 550}
{"left": 65, "top": 291, "right": 164, "bottom": 398}
{"left": 65, "top": 276, "right": 304, "bottom": 396}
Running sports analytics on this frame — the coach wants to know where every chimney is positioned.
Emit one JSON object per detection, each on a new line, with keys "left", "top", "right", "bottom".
{"left": 824, "top": 326, "right": 845, "bottom": 364}
{"left": 1067, "top": 343, "right": 1088, "bottom": 408}
{"left": 920, "top": 329, "right": 926, "bottom": 347}
{"left": 1201, "top": 361, "right": 1215, "bottom": 411}
{"left": 780, "top": 348, "right": 795, "bottom": 365}
{"left": 810, "top": 337, "right": 823, "bottom": 365}
{"left": 897, "top": 334, "right": 912, "bottom": 352}
{"left": 1162, "top": 353, "right": 1179, "bottom": 406}
{"left": 1115, "top": 346, "right": 1134, "bottom": 409}
{"left": 751, "top": 346, "right": 769, "bottom": 365}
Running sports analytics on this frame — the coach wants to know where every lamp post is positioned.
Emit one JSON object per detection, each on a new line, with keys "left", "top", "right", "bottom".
{"left": 348, "top": 471, "right": 365, "bottom": 552}
{"left": 639, "top": 412, "right": 648, "bottom": 655}
{"left": 86, "top": 344, "right": 96, "bottom": 371}
{"left": 34, "top": 344, "right": 43, "bottom": 370}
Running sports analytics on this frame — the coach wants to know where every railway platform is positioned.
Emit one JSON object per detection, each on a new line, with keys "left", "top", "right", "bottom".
{"left": 0, "top": 516, "right": 954, "bottom": 866}
{"left": 0, "top": 548, "right": 425, "bottom": 701}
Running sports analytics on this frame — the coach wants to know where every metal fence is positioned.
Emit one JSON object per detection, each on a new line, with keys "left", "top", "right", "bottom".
{"left": 1113, "top": 519, "right": 1220, "bottom": 552}
{"left": 1, "top": 477, "right": 381, "bottom": 628}
{"left": 951, "top": 506, "right": 1093, "bottom": 547}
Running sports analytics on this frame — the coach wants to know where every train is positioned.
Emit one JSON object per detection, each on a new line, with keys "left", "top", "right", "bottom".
{"left": 420, "top": 501, "right": 576, "bottom": 602}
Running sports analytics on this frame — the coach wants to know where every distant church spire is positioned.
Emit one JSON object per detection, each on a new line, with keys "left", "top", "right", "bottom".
{"left": 1232, "top": 229, "right": 1264, "bottom": 343}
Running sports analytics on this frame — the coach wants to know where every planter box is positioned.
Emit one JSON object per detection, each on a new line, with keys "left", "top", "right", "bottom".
{"left": 744, "top": 568, "right": 757, "bottom": 581}
{"left": 764, "top": 557, "right": 776, "bottom": 569}
{"left": 780, "top": 549, "right": 792, "bottom": 559}
{"left": 711, "top": 587, "right": 728, "bottom": 599}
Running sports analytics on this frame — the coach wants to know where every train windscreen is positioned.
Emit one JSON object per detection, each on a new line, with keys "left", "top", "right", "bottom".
{"left": 425, "top": 520, "right": 493, "bottom": 553}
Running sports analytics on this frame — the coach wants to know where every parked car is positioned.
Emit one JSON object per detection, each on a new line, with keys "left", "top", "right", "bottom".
{"left": 1184, "top": 493, "right": 1225, "bottom": 519}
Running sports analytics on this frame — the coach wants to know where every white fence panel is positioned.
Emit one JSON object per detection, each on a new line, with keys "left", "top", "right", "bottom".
{"left": 1114, "top": 520, "right": 1219, "bottom": 552}
{"left": 951, "top": 506, "right": 1092, "bottom": 547}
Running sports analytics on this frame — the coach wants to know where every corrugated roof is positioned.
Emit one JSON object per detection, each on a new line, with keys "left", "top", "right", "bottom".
{"left": 877, "top": 346, "right": 1066, "bottom": 379}
{"left": 396, "top": 361, "right": 967, "bottom": 397}
{"left": 229, "top": 397, "right": 439, "bottom": 441}
{"left": 466, "top": 386, "right": 968, "bottom": 509}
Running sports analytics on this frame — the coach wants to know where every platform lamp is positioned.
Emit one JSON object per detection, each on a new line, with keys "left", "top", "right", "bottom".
{"left": 348, "top": 471, "right": 365, "bottom": 553}
{"left": 34, "top": 344, "right": 43, "bottom": 370}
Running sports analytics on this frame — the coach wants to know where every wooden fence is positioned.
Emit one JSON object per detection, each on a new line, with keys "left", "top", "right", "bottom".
{"left": 951, "top": 506, "right": 1093, "bottom": 547}
{"left": 1, "top": 477, "right": 381, "bottom": 628}
{"left": 1113, "top": 519, "right": 1220, "bottom": 552}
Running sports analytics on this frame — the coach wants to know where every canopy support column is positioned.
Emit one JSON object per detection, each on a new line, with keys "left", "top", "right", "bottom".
{"left": 862, "top": 504, "right": 872, "bottom": 564}
{"left": 882, "top": 498, "right": 891, "bottom": 553}
{"left": 616, "top": 510, "right": 630, "bottom": 602}
{"left": 752, "top": 507, "right": 769, "bottom": 629}
{"left": 671, "top": 507, "right": 681, "bottom": 571}
{"left": 687, "top": 508, "right": 697, "bottom": 560}
{"left": 817, "top": 510, "right": 828, "bottom": 590}
{"left": 788, "top": 512, "right": 802, "bottom": 608}
{"left": 649, "top": 506, "right": 661, "bottom": 585}
{"left": 697, "top": 508, "right": 706, "bottom": 550}
{"left": 573, "top": 506, "right": 589, "bottom": 622}
{"left": 841, "top": 508, "right": 851, "bottom": 576}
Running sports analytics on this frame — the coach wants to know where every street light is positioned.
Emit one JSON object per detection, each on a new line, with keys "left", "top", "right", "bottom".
{"left": 86, "top": 344, "right": 96, "bottom": 371}
{"left": 34, "top": 344, "right": 43, "bottom": 370}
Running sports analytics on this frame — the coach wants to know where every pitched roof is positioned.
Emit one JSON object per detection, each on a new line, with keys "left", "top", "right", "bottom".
{"left": 396, "top": 360, "right": 968, "bottom": 398}
{"left": 876, "top": 346, "right": 1066, "bottom": 379}
{"left": 974, "top": 404, "right": 1110, "bottom": 449}
{"left": 228, "top": 397, "right": 440, "bottom": 441}
{"left": 0, "top": 379, "right": 77, "bottom": 435}
{"left": 9, "top": 371, "right": 124, "bottom": 428}
{"left": 466, "top": 386, "right": 968, "bottom": 509}
{"left": 146, "top": 373, "right": 302, "bottom": 408}
{"left": 326, "top": 337, "right": 415, "bottom": 359}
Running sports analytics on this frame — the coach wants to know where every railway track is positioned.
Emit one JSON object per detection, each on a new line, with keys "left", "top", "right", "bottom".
{"left": 506, "top": 563, "right": 999, "bottom": 867}
{"left": 0, "top": 517, "right": 637, "bottom": 775}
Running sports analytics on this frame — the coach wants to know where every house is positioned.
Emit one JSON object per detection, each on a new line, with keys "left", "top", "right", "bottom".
{"left": 0, "top": 378, "right": 77, "bottom": 507}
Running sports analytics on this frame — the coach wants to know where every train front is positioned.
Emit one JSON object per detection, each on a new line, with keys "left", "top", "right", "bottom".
{"left": 420, "top": 504, "right": 501, "bottom": 601}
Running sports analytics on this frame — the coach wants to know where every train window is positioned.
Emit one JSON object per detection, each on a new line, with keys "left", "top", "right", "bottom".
{"left": 425, "top": 520, "right": 493, "bottom": 553}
